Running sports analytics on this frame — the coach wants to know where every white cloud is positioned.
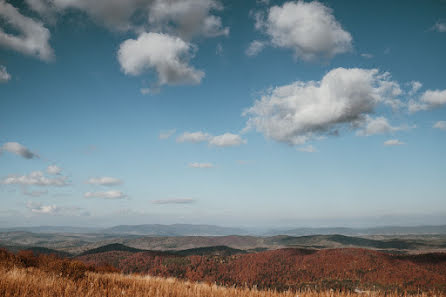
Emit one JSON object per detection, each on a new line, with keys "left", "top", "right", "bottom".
{"left": 409, "top": 89, "right": 446, "bottom": 112}
{"left": 26, "top": 0, "right": 229, "bottom": 38}
{"left": 86, "top": 177, "right": 122, "bottom": 186}
{"left": 297, "top": 145, "right": 317, "bottom": 153}
{"left": 0, "top": 0, "right": 54, "bottom": 61}
{"left": 256, "top": 0, "right": 352, "bottom": 60}
{"left": 361, "top": 53, "right": 373, "bottom": 59}
{"left": 26, "top": 0, "right": 149, "bottom": 31}
{"left": 0, "top": 65, "right": 11, "bottom": 82}
{"left": 0, "top": 142, "right": 38, "bottom": 159}
{"left": 84, "top": 190, "right": 127, "bottom": 199}
{"left": 177, "top": 131, "right": 210, "bottom": 143}
{"left": 25, "top": 201, "right": 88, "bottom": 216}
{"left": 2, "top": 171, "right": 68, "bottom": 187}
{"left": 159, "top": 129, "right": 176, "bottom": 140}
{"left": 189, "top": 162, "right": 214, "bottom": 168}
{"left": 152, "top": 198, "right": 195, "bottom": 204}
{"left": 46, "top": 165, "right": 61, "bottom": 175}
{"left": 243, "top": 68, "right": 404, "bottom": 145}
{"left": 209, "top": 133, "right": 247, "bottom": 147}
{"left": 432, "top": 21, "right": 446, "bottom": 33}
{"left": 26, "top": 201, "right": 59, "bottom": 214}
{"left": 148, "top": 0, "right": 228, "bottom": 39}
{"left": 433, "top": 121, "right": 446, "bottom": 131}
{"left": 384, "top": 139, "right": 405, "bottom": 146}
{"left": 118, "top": 32, "right": 204, "bottom": 86}
{"left": 356, "top": 116, "right": 407, "bottom": 136}
{"left": 23, "top": 189, "right": 48, "bottom": 197}
{"left": 246, "top": 40, "right": 266, "bottom": 57}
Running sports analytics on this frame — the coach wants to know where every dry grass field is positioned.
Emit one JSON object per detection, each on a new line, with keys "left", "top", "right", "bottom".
{"left": 1, "top": 266, "right": 444, "bottom": 297}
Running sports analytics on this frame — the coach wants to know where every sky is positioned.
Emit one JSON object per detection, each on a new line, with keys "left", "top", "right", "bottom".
{"left": 0, "top": 0, "right": 446, "bottom": 228}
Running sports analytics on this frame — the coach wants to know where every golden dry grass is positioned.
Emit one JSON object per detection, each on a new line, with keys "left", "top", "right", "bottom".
{"left": 0, "top": 265, "right": 444, "bottom": 297}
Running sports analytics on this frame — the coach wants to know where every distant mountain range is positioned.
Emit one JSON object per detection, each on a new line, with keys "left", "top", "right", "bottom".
{"left": 1, "top": 224, "right": 446, "bottom": 236}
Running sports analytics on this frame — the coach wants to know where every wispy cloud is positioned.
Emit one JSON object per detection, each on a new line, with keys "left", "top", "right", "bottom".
{"left": 84, "top": 190, "right": 127, "bottom": 199}
{"left": 159, "top": 129, "right": 176, "bottom": 140}
{"left": 86, "top": 177, "right": 122, "bottom": 186}
{"left": 2, "top": 171, "right": 68, "bottom": 187}
{"left": 297, "top": 145, "right": 317, "bottom": 153}
{"left": 152, "top": 198, "right": 196, "bottom": 205}
{"left": 189, "top": 162, "right": 214, "bottom": 168}
{"left": 433, "top": 121, "right": 446, "bottom": 131}
{"left": 384, "top": 139, "right": 405, "bottom": 146}
{"left": 0, "top": 65, "right": 11, "bottom": 83}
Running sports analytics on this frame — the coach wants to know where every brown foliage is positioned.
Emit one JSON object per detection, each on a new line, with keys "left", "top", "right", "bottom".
{"left": 77, "top": 248, "right": 446, "bottom": 293}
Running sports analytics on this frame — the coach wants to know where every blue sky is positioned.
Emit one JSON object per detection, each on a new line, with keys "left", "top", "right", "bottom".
{"left": 0, "top": 0, "right": 446, "bottom": 228}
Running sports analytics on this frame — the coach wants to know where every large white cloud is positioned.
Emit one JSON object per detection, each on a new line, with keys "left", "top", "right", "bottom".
{"left": 2, "top": 171, "right": 68, "bottom": 187}
{"left": 0, "top": 0, "right": 54, "bottom": 61}
{"left": 84, "top": 190, "right": 127, "bottom": 199}
{"left": 0, "top": 142, "right": 38, "bottom": 159}
{"left": 0, "top": 65, "right": 11, "bottom": 83}
{"left": 118, "top": 32, "right": 204, "bottom": 86}
{"left": 86, "top": 177, "right": 122, "bottom": 186}
{"left": 255, "top": 0, "right": 352, "bottom": 60}
{"left": 243, "top": 68, "right": 404, "bottom": 145}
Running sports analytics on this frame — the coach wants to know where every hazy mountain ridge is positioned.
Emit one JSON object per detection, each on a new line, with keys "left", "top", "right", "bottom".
{"left": 2, "top": 224, "right": 446, "bottom": 237}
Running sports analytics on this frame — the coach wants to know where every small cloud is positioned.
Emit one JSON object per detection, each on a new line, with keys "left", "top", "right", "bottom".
{"left": 361, "top": 53, "right": 373, "bottom": 59}
{"left": 152, "top": 198, "right": 196, "bottom": 205}
{"left": 140, "top": 88, "right": 152, "bottom": 95}
{"left": 409, "top": 89, "right": 446, "bottom": 112}
{"left": 47, "top": 165, "right": 62, "bottom": 175}
{"left": 432, "top": 21, "right": 446, "bottom": 32}
{"left": 26, "top": 201, "right": 59, "bottom": 214}
{"left": 433, "top": 121, "right": 446, "bottom": 131}
{"left": 23, "top": 189, "right": 48, "bottom": 197}
{"left": 159, "top": 129, "right": 176, "bottom": 140}
{"left": 177, "top": 131, "right": 210, "bottom": 143}
{"left": 0, "top": 142, "right": 38, "bottom": 159}
{"left": 84, "top": 190, "right": 127, "bottom": 199}
{"left": 209, "top": 133, "right": 246, "bottom": 147}
{"left": 0, "top": 65, "right": 11, "bottom": 83}
{"left": 216, "top": 43, "right": 223, "bottom": 56}
{"left": 297, "top": 145, "right": 317, "bottom": 153}
{"left": 189, "top": 162, "right": 214, "bottom": 168}
{"left": 384, "top": 139, "right": 405, "bottom": 146}
{"left": 408, "top": 81, "right": 422, "bottom": 96}
{"left": 356, "top": 116, "right": 410, "bottom": 136}
{"left": 86, "top": 177, "right": 122, "bottom": 186}
{"left": 246, "top": 40, "right": 266, "bottom": 57}
{"left": 237, "top": 160, "right": 253, "bottom": 165}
